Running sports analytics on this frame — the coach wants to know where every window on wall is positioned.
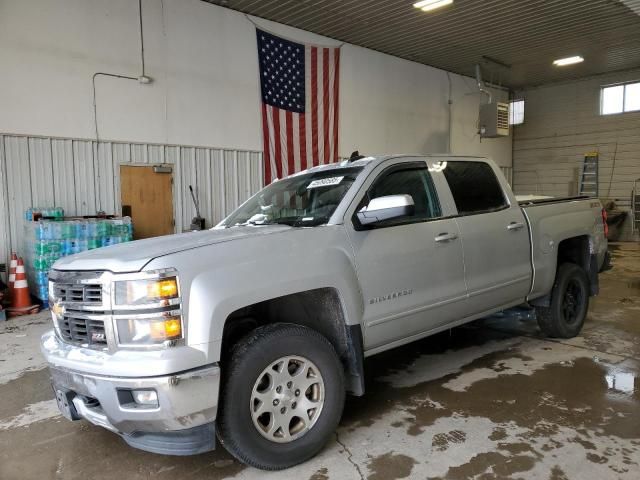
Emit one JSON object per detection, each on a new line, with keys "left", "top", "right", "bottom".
{"left": 601, "top": 81, "right": 640, "bottom": 115}
{"left": 509, "top": 99, "right": 525, "bottom": 125}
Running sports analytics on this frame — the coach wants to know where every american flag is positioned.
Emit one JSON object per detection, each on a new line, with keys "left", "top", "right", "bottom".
{"left": 257, "top": 29, "right": 340, "bottom": 184}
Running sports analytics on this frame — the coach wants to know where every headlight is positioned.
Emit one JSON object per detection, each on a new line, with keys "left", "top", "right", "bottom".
{"left": 116, "top": 316, "right": 182, "bottom": 345}
{"left": 114, "top": 277, "right": 179, "bottom": 306}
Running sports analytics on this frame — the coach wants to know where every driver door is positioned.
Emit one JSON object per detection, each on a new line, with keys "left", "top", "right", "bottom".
{"left": 346, "top": 160, "right": 468, "bottom": 351}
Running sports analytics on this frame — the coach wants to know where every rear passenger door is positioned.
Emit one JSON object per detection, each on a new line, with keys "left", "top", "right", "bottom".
{"left": 442, "top": 160, "right": 531, "bottom": 313}
{"left": 346, "top": 159, "right": 468, "bottom": 351}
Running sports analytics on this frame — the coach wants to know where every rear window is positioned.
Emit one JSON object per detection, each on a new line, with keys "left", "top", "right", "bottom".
{"left": 442, "top": 161, "right": 508, "bottom": 215}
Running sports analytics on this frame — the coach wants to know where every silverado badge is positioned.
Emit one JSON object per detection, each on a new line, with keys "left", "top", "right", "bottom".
{"left": 369, "top": 289, "right": 413, "bottom": 305}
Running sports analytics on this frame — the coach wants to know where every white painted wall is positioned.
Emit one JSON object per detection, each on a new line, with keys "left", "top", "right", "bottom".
{"left": 0, "top": 0, "right": 511, "bottom": 166}
{"left": 512, "top": 68, "right": 640, "bottom": 239}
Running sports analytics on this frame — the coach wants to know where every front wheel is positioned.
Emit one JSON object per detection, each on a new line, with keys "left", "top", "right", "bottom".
{"left": 217, "top": 323, "right": 345, "bottom": 470}
{"left": 535, "top": 262, "right": 590, "bottom": 338}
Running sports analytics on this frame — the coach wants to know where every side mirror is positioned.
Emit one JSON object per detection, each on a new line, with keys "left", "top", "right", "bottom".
{"left": 356, "top": 194, "right": 415, "bottom": 226}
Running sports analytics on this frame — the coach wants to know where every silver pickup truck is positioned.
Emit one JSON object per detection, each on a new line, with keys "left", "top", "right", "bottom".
{"left": 41, "top": 154, "right": 608, "bottom": 470}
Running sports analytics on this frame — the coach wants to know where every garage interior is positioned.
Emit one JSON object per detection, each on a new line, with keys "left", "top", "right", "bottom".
{"left": 1, "top": 0, "right": 640, "bottom": 478}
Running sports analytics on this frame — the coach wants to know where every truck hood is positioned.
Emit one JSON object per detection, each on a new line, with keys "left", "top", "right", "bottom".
{"left": 52, "top": 225, "right": 291, "bottom": 273}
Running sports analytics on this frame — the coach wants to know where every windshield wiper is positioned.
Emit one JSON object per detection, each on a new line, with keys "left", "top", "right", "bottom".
{"left": 278, "top": 217, "right": 328, "bottom": 227}
{"left": 228, "top": 217, "right": 327, "bottom": 228}
{"left": 269, "top": 219, "right": 300, "bottom": 227}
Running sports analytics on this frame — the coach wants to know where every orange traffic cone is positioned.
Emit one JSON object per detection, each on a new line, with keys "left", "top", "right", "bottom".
{"left": 8, "top": 258, "right": 38, "bottom": 317}
{"left": 8, "top": 252, "right": 17, "bottom": 297}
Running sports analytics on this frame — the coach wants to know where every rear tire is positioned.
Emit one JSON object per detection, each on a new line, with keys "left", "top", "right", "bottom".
{"left": 535, "top": 262, "right": 589, "bottom": 338}
{"left": 217, "top": 323, "right": 345, "bottom": 470}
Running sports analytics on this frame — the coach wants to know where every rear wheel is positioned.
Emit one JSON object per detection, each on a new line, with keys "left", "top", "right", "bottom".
{"left": 535, "top": 262, "right": 589, "bottom": 338}
{"left": 217, "top": 323, "right": 345, "bottom": 470}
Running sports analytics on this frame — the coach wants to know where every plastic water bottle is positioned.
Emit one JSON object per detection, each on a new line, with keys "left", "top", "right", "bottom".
{"left": 61, "top": 222, "right": 74, "bottom": 239}
{"left": 97, "top": 220, "right": 110, "bottom": 238}
{"left": 48, "top": 240, "right": 62, "bottom": 255}
{"left": 36, "top": 270, "right": 48, "bottom": 286}
{"left": 61, "top": 240, "right": 73, "bottom": 256}
{"left": 34, "top": 241, "right": 49, "bottom": 255}
{"left": 77, "top": 239, "right": 88, "bottom": 252}
{"left": 51, "top": 222, "right": 62, "bottom": 240}
{"left": 34, "top": 255, "right": 48, "bottom": 270}
{"left": 87, "top": 220, "right": 96, "bottom": 238}
{"left": 35, "top": 222, "right": 45, "bottom": 241}
{"left": 80, "top": 221, "right": 90, "bottom": 238}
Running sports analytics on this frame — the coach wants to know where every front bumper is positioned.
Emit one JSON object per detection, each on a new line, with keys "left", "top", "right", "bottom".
{"left": 42, "top": 331, "right": 220, "bottom": 455}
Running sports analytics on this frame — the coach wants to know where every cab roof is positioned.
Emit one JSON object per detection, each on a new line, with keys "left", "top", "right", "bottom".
{"left": 287, "top": 153, "right": 490, "bottom": 179}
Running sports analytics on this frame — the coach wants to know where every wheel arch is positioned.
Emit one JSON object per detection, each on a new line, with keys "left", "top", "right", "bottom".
{"left": 220, "top": 287, "right": 365, "bottom": 396}
{"left": 530, "top": 234, "right": 599, "bottom": 307}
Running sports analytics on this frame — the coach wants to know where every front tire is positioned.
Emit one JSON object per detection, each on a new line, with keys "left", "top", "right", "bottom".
{"left": 217, "top": 323, "right": 345, "bottom": 470}
{"left": 535, "top": 262, "right": 590, "bottom": 338}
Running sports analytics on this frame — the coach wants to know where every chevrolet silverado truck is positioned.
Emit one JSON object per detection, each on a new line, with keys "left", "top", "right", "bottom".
{"left": 41, "top": 155, "right": 609, "bottom": 470}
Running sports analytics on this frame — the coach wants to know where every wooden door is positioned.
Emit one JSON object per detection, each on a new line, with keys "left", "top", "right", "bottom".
{"left": 120, "top": 166, "right": 174, "bottom": 239}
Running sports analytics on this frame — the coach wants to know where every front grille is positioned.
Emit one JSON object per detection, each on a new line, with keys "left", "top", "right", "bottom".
{"left": 53, "top": 283, "right": 103, "bottom": 304}
{"left": 49, "top": 272, "right": 109, "bottom": 349}
{"left": 58, "top": 314, "right": 107, "bottom": 346}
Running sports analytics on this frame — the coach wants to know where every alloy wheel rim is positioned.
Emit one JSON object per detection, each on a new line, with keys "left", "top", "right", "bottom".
{"left": 562, "top": 279, "right": 583, "bottom": 325}
{"left": 250, "top": 355, "right": 325, "bottom": 443}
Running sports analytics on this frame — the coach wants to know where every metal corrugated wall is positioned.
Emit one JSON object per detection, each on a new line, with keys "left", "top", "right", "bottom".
{"left": 500, "top": 166, "right": 513, "bottom": 186}
{"left": 0, "top": 134, "right": 264, "bottom": 263}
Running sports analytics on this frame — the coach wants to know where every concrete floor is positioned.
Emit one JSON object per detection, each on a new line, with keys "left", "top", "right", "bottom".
{"left": 1, "top": 243, "right": 639, "bottom": 480}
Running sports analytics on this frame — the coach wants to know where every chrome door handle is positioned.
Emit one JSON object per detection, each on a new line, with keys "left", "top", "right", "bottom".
{"left": 507, "top": 222, "right": 525, "bottom": 231}
{"left": 435, "top": 232, "right": 458, "bottom": 243}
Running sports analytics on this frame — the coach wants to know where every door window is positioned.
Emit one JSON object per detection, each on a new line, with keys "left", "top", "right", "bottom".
{"left": 441, "top": 161, "right": 508, "bottom": 215}
{"left": 356, "top": 165, "right": 441, "bottom": 228}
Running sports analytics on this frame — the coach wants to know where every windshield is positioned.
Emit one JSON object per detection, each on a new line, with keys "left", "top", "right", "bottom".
{"left": 221, "top": 166, "right": 364, "bottom": 227}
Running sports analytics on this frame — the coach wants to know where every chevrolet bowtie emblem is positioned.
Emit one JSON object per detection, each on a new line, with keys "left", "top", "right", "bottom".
{"left": 51, "top": 301, "right": 65, "bottom": 318}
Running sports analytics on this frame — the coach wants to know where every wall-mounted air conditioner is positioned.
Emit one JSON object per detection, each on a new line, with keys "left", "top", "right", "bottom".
{"left": 479, "top": 102, "right": 510, "bottom": 138}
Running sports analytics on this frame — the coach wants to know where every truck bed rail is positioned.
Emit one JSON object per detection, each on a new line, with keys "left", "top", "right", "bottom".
{"left": 518, "top": 195, "right": 591, "bottom": 207}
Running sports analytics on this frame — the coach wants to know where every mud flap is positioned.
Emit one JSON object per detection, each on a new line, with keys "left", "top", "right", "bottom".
{"left": 345, "top": 324, "right": 366, "bottom": 396}
{"left": 599, "top": 250, "right": 612, "bottom": 272}
{"left": 589, "top": 253, "right": 600, "bottom": 296}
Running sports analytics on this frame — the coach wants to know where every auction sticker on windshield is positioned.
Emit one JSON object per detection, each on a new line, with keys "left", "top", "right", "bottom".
{"left": 307, "top": 176, "right": 344, "bottom": 189}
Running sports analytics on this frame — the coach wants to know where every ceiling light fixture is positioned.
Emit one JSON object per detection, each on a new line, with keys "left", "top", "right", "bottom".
{"left": 413, "top": 0, "right": 453, "bottom": 12}
{"left": 552, "top": 56, "right": 584, "bottom": 67}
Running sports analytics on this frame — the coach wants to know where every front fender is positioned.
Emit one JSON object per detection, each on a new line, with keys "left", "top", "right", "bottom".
{"left": 145, "top": 226, "right": 363, "bottom": 362}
